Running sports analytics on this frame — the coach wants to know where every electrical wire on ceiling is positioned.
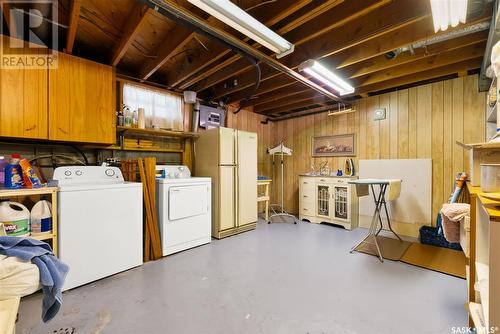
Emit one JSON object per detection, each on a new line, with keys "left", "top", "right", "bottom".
{"left": 232, "top": 54, "right": 261, "bottom": 114}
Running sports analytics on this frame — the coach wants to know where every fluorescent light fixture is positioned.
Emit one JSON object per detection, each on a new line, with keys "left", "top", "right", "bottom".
{"left": 430, "top": 0, "right": 468, "bottom": 32}
{"left": 187, "top": 0, "right": 294, "bottom": 58}
{"left": 298, "top": 60, "right": 355, "bottom": 96}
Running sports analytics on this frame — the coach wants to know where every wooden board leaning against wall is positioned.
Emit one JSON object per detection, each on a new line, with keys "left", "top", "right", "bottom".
{"left": 268, "top": 74, "right": 486, "bottom": 234}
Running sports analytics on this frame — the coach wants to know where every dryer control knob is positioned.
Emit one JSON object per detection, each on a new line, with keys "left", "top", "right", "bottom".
{"left": 105, "top": 169, "right": 115, "bottom": 177}
{"left": 75, "top": 170, "right": 83, "bottom": 176}
{"left": 64, "top": 170, "right": 72, "bottom": 177}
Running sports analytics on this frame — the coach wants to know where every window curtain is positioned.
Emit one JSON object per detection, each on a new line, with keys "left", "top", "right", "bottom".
{"left": 123, "top": 83, "right": 184, "bottom": 131}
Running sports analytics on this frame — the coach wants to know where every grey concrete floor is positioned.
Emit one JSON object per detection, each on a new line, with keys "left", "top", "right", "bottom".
{"left": 17, "top": 220, "right": 467, "bottom": 334}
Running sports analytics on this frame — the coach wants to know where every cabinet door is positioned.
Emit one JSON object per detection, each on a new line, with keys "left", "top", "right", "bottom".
{"left": 237, "top": 130, "right": 257, "bottom": 226}
{"left": 0, "top": 36, "right": 48, "bottom": 139}
{"left": 49, "top": 52, "right": 115, "bottom": 144}
{"left": 219, "top": 166, "right": 236, "bottom": 231}
{"left": 317, "top": 184, "right": 330, "bottom": 217}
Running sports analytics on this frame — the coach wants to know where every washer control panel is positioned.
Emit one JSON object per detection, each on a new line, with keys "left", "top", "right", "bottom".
{"left": 51, "top": 166, "right": 125, "bottom": 185}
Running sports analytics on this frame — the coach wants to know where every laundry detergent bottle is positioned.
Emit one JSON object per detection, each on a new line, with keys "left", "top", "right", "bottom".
{"left": 0, "top": 201, "right": 30, "bottom": 236}
{"left": 4, "top": 154, "right": 23, "bottom": 189}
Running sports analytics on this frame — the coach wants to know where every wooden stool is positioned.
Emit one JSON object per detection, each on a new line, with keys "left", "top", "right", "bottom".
{"left": 257, "top": 179, "right": 272, "bottom": 221}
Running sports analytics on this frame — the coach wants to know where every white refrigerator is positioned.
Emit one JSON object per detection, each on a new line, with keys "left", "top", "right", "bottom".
{"left": 195, "top": 127, "right": 257, "bottom": 239}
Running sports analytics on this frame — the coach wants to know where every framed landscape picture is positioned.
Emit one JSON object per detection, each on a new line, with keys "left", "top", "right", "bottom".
{"left": 311, "top": 134, "right": 356, "bottom": 157}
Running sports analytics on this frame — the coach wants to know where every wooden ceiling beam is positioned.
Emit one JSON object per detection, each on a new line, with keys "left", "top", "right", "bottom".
{"left": 260, "top": 95, "right": 333, "bottom": 115}
{"left": 241, "top": 83, "right": 311, "bottom": 108}
{"left": 65, "top": 0, "right": 81, "bottom": 54}
{"left": 345, "top": 30, "right": 488, "bottom": 79}
{"left": 224, "top": 8, "right": 490, "bottom": 104}
{"left": 139, "top": 27, "right": 194, "bottom": 81}
{"left": 220, "top": 0, "right": 430, "bottom": 102}
{"left": 351, "top": 57, "right": 483, "bottom": 96}
{"left": 267, "top": 104, "right": 340, "bottom": 121}
{"left": 194, "top": 0, "right": 388, "bottom": 94}
{"left": 356, "top": 42, "right": 486, "bottom": 87}
{"left": 110, "top": 4, "right": 150, "bottom": 66}
{"left": 332, "top": 10, "right": 492, "bottom": 69}
{"left": 179, "top": 0, "right": 344, "bottom": 91}
{"left": 166, "top": 0, "right": 313, "bottom": 88}
{"left": 255, "top": 91, "right": 324, "bottom": 113}
{"left": 226, "top": 75, "right": 298, "bottom": 103}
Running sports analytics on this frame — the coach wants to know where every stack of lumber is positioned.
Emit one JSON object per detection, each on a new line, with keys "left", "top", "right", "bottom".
{"left": 121, "top": 158, "right": 162, "bottom": 261}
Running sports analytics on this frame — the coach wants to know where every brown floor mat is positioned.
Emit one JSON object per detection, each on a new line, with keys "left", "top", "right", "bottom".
{"left": 353, "top": 235, "right": 412, "bottom": 261}
{"left": 400, "top": 242, "right": 466, "bottom": 279}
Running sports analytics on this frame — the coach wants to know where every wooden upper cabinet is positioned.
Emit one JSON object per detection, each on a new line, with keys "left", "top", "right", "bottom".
{"left": 0, "top": 36, "right": 48, "bottom": 139}
{"left": 49, "top": 52, "right": 115, "bottom": 144}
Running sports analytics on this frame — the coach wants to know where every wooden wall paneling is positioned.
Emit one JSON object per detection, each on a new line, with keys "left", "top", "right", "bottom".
{"left": 442, "top": 80, "right": 453, "bottom": 199}
{"left": 285, "top": 119, "right": 296, "bottom": 214}
{"left": 408, "top": 87, "right": 418, "bottom": 158}
{"left": 366, "top": 96, "right": 380, "bottom": 159}
{"left": 357, "top": 99, "right": 367, "bottom": 160}
{"left": 389, "top": 91, "right": 399, "bottom": 159}
{"left": 266, "top": 75, "right": 485, "bottom": 230}
{"left": 416, "top": 84, "right": 432, "bottom": 159}
{"left": 431, "top": 81, "right": 444, "bottom": 222}
{"left": 379, "top": 94, "right": 391, "bottom": 159}
{"left": 397, "top": 90, "right": 409, "bottom": 159}
{"left": 452, "top": 77, "right": 464, "bottom": 178}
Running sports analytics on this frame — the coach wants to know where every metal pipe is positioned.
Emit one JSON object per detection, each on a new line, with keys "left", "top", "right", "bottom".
{"left": 140, "top": 0, "right": 341, "bottom": 102}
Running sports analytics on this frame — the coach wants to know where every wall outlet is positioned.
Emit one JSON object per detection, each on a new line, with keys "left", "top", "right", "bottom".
{"left": 374, "top": 108, "right": 386, "bottom": 120}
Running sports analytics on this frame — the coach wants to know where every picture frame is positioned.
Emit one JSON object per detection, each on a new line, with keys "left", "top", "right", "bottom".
{"left": 311, "top": 134, "right": 356, "bottom": 157}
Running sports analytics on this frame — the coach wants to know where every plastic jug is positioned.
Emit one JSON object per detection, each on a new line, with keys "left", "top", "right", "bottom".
{"left": 30, "top": 200, "right": 52, "bottom": 234}
{"left": 0, "top": 201, "right": 30, "bottom": 236}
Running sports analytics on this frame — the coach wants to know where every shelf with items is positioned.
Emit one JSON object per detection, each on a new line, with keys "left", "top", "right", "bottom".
{"left": 0, "top": 187, "right": 58, "bottom": 256}
{"left": 116, "top": 126, "right": 199, "bottom": 139}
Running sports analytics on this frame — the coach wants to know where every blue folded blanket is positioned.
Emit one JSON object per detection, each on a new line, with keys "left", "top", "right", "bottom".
{"left": 0, "top": 236, "right": 69, "bottom": 322}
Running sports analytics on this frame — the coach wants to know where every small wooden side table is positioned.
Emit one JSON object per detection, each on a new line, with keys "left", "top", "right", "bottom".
{"left": 257, "top": 179, "right": 272, "bottom": 221}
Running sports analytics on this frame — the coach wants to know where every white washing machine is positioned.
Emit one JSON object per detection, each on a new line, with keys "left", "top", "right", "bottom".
{"left": 51, "top": 166, "right": 143, "bottom": 291}
{"left": 156, "top": 165, "right": 211, "bottom": 256}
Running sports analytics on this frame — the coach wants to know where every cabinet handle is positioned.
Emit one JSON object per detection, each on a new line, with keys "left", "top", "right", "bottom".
{"left": 303, "top": 182, "right": 309, "bottom": 184}
{"left": 303, "top": 208, "right": 308, "bottom": 211}
{"left": 303, "top": 195, "right": 308, "bottom": 198}
{"left": 58, "top": 127, "right": 69, "bottom": 134}
{"left": 25, "top": 125, "right": 36, "bottom": 131}
{"left": 320, "top": 179, "right": 326, "bottom": 182}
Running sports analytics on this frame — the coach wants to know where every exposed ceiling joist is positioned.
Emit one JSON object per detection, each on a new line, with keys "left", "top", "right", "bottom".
{"left": 142, "top": 0, "right": 341, "bottom": 101}
{"left": 351, "top": 57, "right": 483, "bottom": 96}
{"left": 178, "top": 0, "right": 345, "bottom": 91}
{"left": 243, "top": 84, "right": 311, "bottom": 108}
{"left": 65, "top": 0, "right": 81, "bottom": 54}
{"left": 194, "top": 0, "right": 390, "bottom": 95}
{"left": 165, "top": 0, "right": 313, "bottom": 88}
{"left": 255, "top": 90, "right": 325, "bottom": 113}
{"left": 110, "top": 4, "right": 150, "bottom": 66}
{"left": 224, "top": 7, "right": 491, "bottom": 104}
{"left": 139, "top": 26, "right": 193, "bottom": 81}
{"left": 261, "top": 95, "right": 333, "bottom": 116}
{"left": 266, "top": 104, "right": 340, "bottom": 121}
{"left": 219, "top": 0, "right": 430, "bottom": 102}
{"left": 357, "top": 42, "right": 486, "bottom": 86}
{"left": 346, "top": 30, "right": 488, "bottom": 79}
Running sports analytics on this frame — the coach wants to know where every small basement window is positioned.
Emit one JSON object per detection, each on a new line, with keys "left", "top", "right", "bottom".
{"left": 122, "top": 83, "right": 184, "bottom": 131}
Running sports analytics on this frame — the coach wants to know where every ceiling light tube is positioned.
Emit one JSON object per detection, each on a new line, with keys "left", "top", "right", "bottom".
{"left": 299, "top": 60, "right": 355, "bottom": 96}
{"left": 430, "top": 0, "right": 468, "bottom": 33}
{"left": 187, "top": 0, "right": 294, "bottom": 58}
